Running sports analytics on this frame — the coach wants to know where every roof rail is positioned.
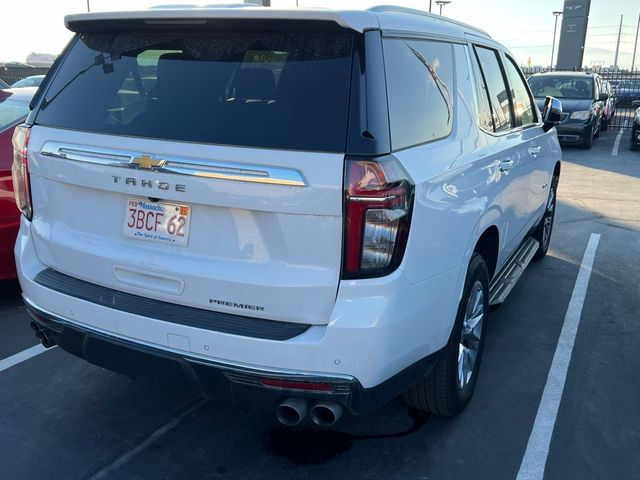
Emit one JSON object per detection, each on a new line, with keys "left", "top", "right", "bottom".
{"left": 368, "top": 5, "right": 491, "bottom": 38}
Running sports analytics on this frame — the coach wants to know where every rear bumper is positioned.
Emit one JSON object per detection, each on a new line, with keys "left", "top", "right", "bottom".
{"left": 26, "top": 299, "right": 440, "bottom": 414}
{"left": 15, "top": 216, "right": 457, "bottom": 411}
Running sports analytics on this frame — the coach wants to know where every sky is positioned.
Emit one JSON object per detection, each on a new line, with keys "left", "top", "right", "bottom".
{"left": 1, "top": 0, "right": 638, "bottom": 68}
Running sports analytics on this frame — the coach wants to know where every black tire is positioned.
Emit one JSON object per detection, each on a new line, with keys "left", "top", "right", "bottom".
{"left": 402, "top": 253, "right": 489, "bottom": 416}
{"left": 601, "top": 118, "right": 608, "bottom": 131}
{"left": 581, "top": 125, "right": 594, "bottom": 149}
{"left": 532, "top": 174, "right": 559, "bottom": 261}
{"left": 631, "top": 128, "right": 640, "bottom": 151}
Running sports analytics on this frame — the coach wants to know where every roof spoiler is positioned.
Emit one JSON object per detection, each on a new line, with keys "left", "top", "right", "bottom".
{"left": 64, "top": 8, "right": 378, "bottom": 33}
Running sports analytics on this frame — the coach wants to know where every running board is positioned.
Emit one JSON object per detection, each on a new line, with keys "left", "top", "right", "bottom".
{"left": 489, "top": 237, "right": 540, "bottom": 305}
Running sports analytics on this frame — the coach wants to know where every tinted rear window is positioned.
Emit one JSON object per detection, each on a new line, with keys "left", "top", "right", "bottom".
{"left": 35, "top": 31, "right": 354, "bottom": 152}
{"left": 0, "top": 98, "right": 29, "bottom": 131}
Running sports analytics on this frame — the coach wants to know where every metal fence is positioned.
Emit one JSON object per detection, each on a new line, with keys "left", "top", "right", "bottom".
{"left": 523, "top": 68, "right": 640, "bottom": 130}
{"left": 0, "top": 66, "right": 50, "bottom": 86}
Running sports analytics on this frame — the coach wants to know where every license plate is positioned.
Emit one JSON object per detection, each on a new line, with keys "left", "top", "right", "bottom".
{"left": 123, "top": 198, "right": 191, "bottom": 247}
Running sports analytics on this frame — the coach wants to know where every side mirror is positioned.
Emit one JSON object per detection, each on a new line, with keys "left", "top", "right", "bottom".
{"left": 633, "top": 100, "right": 640, "bottom": 108}
{"left": 598, "top": 93, "right": 609, "bottom": 102}
{"left": 542, "top": 96, "right": 562, "bottom": 132}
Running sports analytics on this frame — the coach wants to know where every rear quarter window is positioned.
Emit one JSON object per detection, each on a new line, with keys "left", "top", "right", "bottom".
{"left": 34, "top": 31, "right": 354, "bottom": 152}
{"left": 383, "top": 38, "right": 454, "bottom": 151}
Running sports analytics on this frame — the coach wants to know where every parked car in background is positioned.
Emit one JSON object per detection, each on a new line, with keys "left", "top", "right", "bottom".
{"left": 16, "top": 6, "right": 562, "bottom": 426}
{"left": 630, "top": 100, "right": 640, "bottom": 151}
{"left": 614, "top": 79, "right": 640, "bottom": 107}
{"left": 600, "top": 80, "right": 615, "bottom": 131}
{"left": 0, "top": 87, "right": 36, "bottom": 280}
{"left": 11, "top": 75, "right": 45, "bottom": 89}
{"left": 528, "top": 71, "right": 606, "bottom": 148}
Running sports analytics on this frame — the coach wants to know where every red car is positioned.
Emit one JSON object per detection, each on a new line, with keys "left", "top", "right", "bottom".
{"left": 0, "top": 87, "right": 36, "bottom": 279}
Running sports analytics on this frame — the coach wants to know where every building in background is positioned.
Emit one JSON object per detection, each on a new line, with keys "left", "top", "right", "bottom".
{"left": 26, "top": 52, "right": 56, "bottom": 67}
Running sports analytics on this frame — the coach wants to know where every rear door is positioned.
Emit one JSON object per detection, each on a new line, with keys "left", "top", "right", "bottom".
{"left": 28, "top": 26, "right": 356, "bottom": 326}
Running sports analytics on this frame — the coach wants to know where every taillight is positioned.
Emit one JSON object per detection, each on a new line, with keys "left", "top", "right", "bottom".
{"left": 343, "top": 156, "right": 413, "bottom": 278}
{"left": 11, "top": 125, "right": 32, "bottom": 221}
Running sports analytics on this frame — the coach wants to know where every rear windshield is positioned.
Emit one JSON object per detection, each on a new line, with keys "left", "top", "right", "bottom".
{"left": 35, "top": 31, "right": 354, "bottom": 152}
{"left": 528, "top": 76, "right": 594, "bottom": 100}
{"left": 0, "top": 98, "right": 29, "bottom": 131}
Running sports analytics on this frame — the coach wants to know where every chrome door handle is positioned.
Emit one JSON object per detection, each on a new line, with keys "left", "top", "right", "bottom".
{"left": 528, "top": 145, "right": 542, "bottom": 157}
{"left": 499, "top": 159, "right": 514, "bottom": 172}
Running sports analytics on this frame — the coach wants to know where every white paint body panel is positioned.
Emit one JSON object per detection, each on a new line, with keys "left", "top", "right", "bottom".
{"left": 16, "top": 8, "right": 560, "bottom": 391}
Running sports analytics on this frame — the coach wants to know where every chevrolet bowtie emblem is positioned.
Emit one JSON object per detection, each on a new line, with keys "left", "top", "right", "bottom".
{"left": 131, "top": 154, "right": 167, "bottom": 170}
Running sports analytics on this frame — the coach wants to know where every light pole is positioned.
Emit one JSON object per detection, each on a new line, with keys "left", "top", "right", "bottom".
{"left": 550, "top": 11, "right": 562, "bottom": 69}
{"left": 631, "top": 11, "right": 639, "bottom": 71}
{"left": 429, "top": 0, "right": 432, "bottom": 13}
{"left": 613, "top": 14, "right": 623, "bottom": 70}
{"left": 86, "top": 0, "right": 90, "bottom": 12}
{"left": 435, "top": 0, "right": 451, "bottom": 16}
{"left": 550, "top": 12, "right": 562, "bottom": 70}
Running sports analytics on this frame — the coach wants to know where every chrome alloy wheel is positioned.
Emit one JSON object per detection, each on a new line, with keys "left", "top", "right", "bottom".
{"left": 458, "top": 281, "right": 484, "bottom": 390}
{"left": 542, "top": 185, "right": 556, "bottom": 249}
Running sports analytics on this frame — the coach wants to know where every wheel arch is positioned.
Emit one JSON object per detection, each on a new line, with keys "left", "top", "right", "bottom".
{"left": 473, "top": 225, "right": 500, "bottom": 281}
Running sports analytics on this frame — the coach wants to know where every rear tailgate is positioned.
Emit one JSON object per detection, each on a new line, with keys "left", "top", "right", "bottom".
{"left": 27, "top": 25, "right": 356, "bottom": 326}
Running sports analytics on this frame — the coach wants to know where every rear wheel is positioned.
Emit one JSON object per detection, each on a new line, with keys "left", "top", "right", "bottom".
{"left": 533, "top": 174, "right": 558, "bottom": 261}
{"left": 403, "top": 253, "right": 489, "bottom": 416}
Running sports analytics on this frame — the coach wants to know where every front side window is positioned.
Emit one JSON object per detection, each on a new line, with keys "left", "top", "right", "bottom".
{"left": 35, "top": 31, "right": 354, "bottom": 152}
{"left": 474, "top": 46, "right": 512, "bottom": 132}
{"left": 503, "top": 56, "right": 536, "bottom": 127}
{"left": 383, "top": 38, "right": 454, "bottom": 150}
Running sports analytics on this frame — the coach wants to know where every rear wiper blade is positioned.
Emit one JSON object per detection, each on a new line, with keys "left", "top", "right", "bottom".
{"left": 40, "top": 53, "right": 118, "bottom": 111}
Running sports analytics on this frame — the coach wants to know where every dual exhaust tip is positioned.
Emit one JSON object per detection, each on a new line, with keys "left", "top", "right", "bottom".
{"left": 30, "top": 321, "right": 55, "bottom": 349}
{"left": 276, "top": 398, "right": 343, "bottom": 427}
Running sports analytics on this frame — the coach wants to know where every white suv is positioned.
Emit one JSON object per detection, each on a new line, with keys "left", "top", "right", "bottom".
{"left": 13, "top": 6, "right": 562, "bottom": 427}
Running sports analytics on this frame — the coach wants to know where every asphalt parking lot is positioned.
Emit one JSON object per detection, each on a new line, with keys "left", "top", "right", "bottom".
{"left": 1, "top": 126, "right": 639, "bottom": 480}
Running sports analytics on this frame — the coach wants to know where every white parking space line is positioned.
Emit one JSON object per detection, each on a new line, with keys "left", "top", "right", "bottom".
{"left": 516, "top": 233, "right": 601, "bottom": 480}
{"left": 88, "top": 399, "right": 208, "bottom": 480}
{"left": 611, "top": 121, "right": 627, "bottom": 156}
{"left": 0, "top": 344, "right": 53, "bottom": 373}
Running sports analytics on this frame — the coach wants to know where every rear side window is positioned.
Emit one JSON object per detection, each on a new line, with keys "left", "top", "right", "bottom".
{"left": 503, "top": 56, "right": 536, "bottom": 126}
{"left": 0, "top": 98, "right": 29, "bottom": 131}
{"left": 383, "top": 39, "right": 454, "bottom": 150}
{"left": 35, "top": 31, "right": 354, "bottom": 152}
{"left": 474, "top": 46, "right": 512, "bottom": 132}
{"left": 468, "top": 47, "right": 494, "bottom": 132}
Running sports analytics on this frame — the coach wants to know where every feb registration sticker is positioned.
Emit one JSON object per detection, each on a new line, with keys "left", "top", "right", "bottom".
{"left": 123, "top": 198, "right": 191, "bottom": 247}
